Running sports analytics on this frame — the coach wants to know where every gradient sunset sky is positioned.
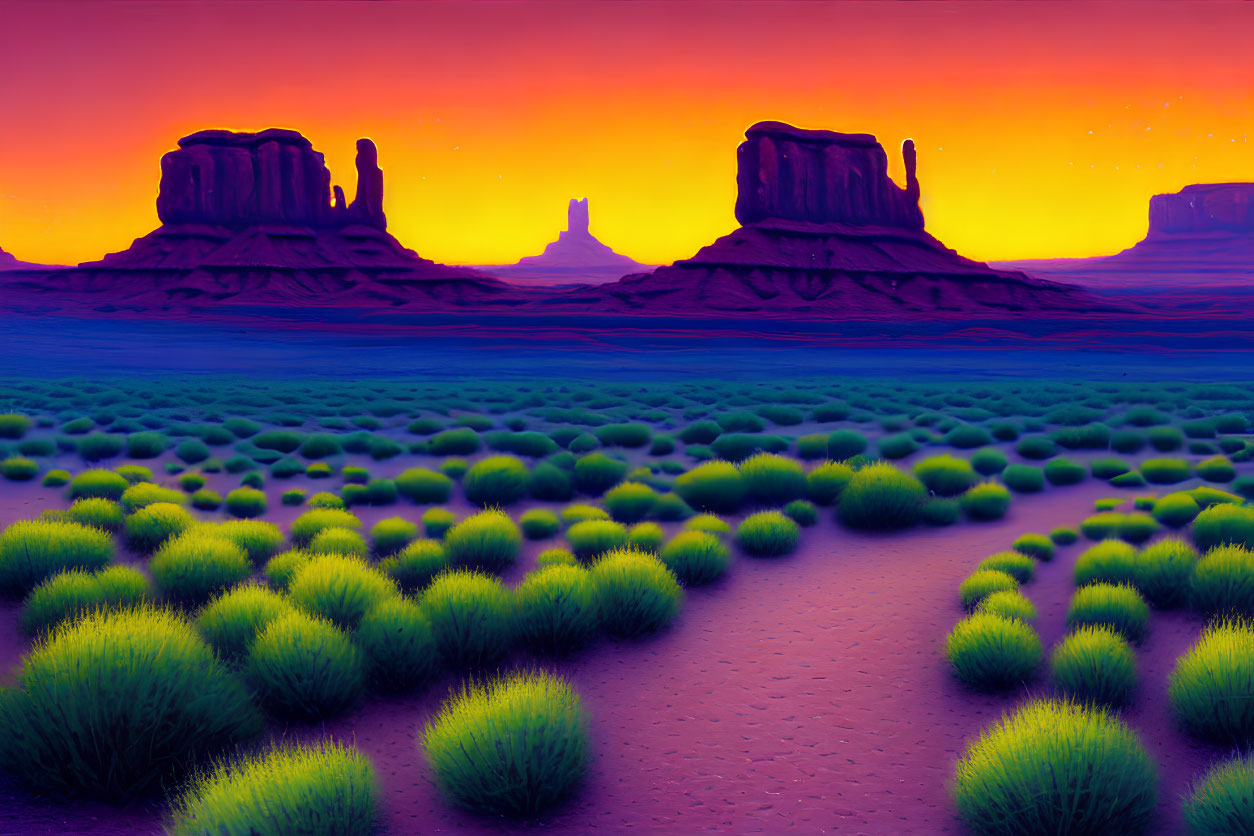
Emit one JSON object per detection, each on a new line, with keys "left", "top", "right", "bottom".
{"left": 1, "top": 0, "right": 1251, "bottom": 267}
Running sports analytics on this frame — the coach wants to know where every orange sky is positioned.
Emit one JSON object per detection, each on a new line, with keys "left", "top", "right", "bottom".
{"left": 1, "top": 0, "right": 1251, "bottom": 267}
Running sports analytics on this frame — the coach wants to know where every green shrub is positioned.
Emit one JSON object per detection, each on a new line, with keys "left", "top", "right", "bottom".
{"left": 1153, "top": 492, "right": 1201, "bottom": 527}
{"left": 592, "top": 482, "right": 656, "bottom": 524}
{"left": 1043, "top": 456, "right": 1086, "bottom": 486}
{"left": 514, "top": 564, "right": 599, "bottom": 654}
{"left": 967, "top": 448, "right": 1006, "bottom": 476}
{"left": 120, "top": 481, "right": 186, "bottom": 513}
{"left": 177, "top": 472, "right": 206, "bottom": 492}
{"left": 64, "top": 496, "right": 124, "bottom": 530}
{"left": 626, "top": 521, "right": 665, "bottom": 552}
{"left": 1194, "top": 504, "right": 1254, "bottom": 551}
{"left": 200, "top": 519, "right": 283, "bottom": 563}
{"left": 426, "top": 428, "right": 481, "bottom": 456}
{"left": 419, "top": 569, "right": 514, "bottom": 667}
{"left": 462, "top": 455, "right": 528, "bottom": 506}
{"left": 975, "top": 551, "right": 1035, "bottom": 583}
{"left": 572, "top": 452, "right": 628, "bottom": 495}
{"left": 1000, "top": 464, "right": 1044, "bottom": 493}
{"left": 589, "top": 548, "right": 683, "bottom": 638}
{"left": 41, "top": 468, "right": 70, "bottom": 487}
{"left": 566, "top": 519, "right": 628, "bottom": 561}
{"left": 825, "top": 429, "right": 867, "bottom": 459}
{"left": 1169, "top": 620, "right": 1254, "bottom": 744}
{"left": 515, "top": 509, "right": 558, "bottom": 540}
{"left": 795, "top": 434, "right": 828, "bottom": 460}
{"left": 1011, "top": 533, "right": 1054, "bottom": 561}
{"left": 1188, "top": 485, "right": 1243, "bottom": 509}
{"left": 783, "top": 498, "right": 818, "bottom": 526}
{"left": 738, "top": 453, "right": 806, "bottom": 505}
{"left": 308, "top": 526, "right": 369, "bottom": 558}
{"left": 1190, "top": 545, "right": 1254, "bottom": 618}
{"left": 0, "top": 456, "right": 37, "bottom": 481}
{"left": 68, "top": 468, "right": 129, "bottom": 499}
{"left": 0, "top": 606, "right": 260, "bottom": 800}
{"left": 660, "top": 531, "right": 730, "bottom": 586}
{"left": 0, "top": 413, "right": 32, "bottom": 438}
{"left": 736, "top": 510, "right": 799, "bottom": 557}
{"left": 422, "top": 507, "right": 457, "bottom": 539}
{"left": 1051, "top": 625, "right": 1137, "bottom": 706}
{"left": 422, "top": 671, "right": 586, "bottom": 816}
{"left": 536, "top": 548, "right": 577, "bottom": 568}
{"left": 526, "top": 462, "right": 572, "bottom": 501}
{"left": 224, "top": 487, "right": 267, "bottom": 519}
{"left": 168, "top": 739, "right": 376, "bottom": 836}
{"left": 288, "top": 553, "right": 397, "bottom": 630}
{"left": 1015, "top": 435, "right": 1058, "bottom": 460}
{"left": 1114, "top": 511, "right": 1159, "bottom": 544}
{"left": 290, "top": 508, "right": 362, "bottom": 545}
{"left": 561, "top": 504, "right": 609, "bottom": 526}
{"left": 175, "top": 439, "right": 211, "bottom": 464}
{"left": 838, "top": 462, "right": 926, "bottom": 529}
{"left": 1074, "top": 539, "right": 1137, "bottom": 586}
{"left": 877, "top": 432, "right": 919, "bottom": 459}
{"left": 247, "top": 610, "right": 363, "bottom": 720}
{"left": 443, "top": 510, "right": 522, "bottom": 573}
{"left": 263, "top": 549, "right": 311, "bottom": 592}
{"left": 1080, "top": 511, "right": 1123, "bottom": 541}
{"left": 1090, "top": 457, "right": 1130, "bottom": 479}
{"left": 943, "top": 423, "right": 992, "bottom": 449}
{"left": 1067, "top": 582, "right": 1149, "bottom": 643}
{"left": 355, "top": 597, "right": 440, "bottom": 690}
{"left": 1147, "top": 425, "right": 1184, "bottom": 451}
{"left": 960, "top": 482, "right": 1011, "bottom": 521}
{"left": 20, "top": 565, "right": 150, "bottom": 635}
{"left": 195, "top": 582, "right": 295, "bottom": 661}
{"left": 150, "top": 532, "right": 251, "bottom": 604}
{"left": 805, "top": 461, "right": 853, "bottom": 505}
{"left": 296, "top": 433, "right": 341, "bottom": 459}
{"left": 684, "top": 513, "right": 731, "bottom": 535}
{"left": 341, "top": 465, "right": 370, "bottom": 484}
{"left": 951, "top": 699, "right": 1156, "bottom": 834}
{"left": 1131, "top": 537, "right": 1198, "bottom": 608}
{"left": 945, "top": 612, "right": 1041, "bottom": 691}
{"left": 960, "top": 569, "right": 1019, "bottom": 611}
{"left": 912, "top": 454, "right": 978, "bottom": 497}
{"left": 1050, "top": 526, "right": 1079, "bottom": 545}
{"left": 76, "top": 433, "right": 125, "bottom": 461}
{"left": 594, "top": 422, "right": 651, "bottom": 448}
{"left": 976, "top": 589, "right": 1037, "bottom": 621}
{"left": 920, "top": 497, "right": 961, "bottom": 526}
{"left": 1182, "top": 753, "right": 1254, "bottom": 835}
{"left": 1141, "top": 457, "right": 1192, "bottom": 484}
{"left": 252, "top": 431, "right": 303, "bottom": 453}
{"left": 124, "top": 502, "right": 194, "bottom": 552}
{"left": 363, "top": 517, "right": 415, "bottom": 557}
{"left": 1053, "top": 422, "right": 1111, "bottom": 450}
{"left": 379, "top": 538, "right": 446, "bottom": 592}
{"left": 279, "top": 488, "right": 305, "bottom": 507}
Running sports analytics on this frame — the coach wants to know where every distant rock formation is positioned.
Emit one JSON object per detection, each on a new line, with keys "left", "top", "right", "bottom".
{"left": 1, "top": 129, "right": 521, "bottom": 309}
{"left": 575, "top": 121, "right": 1099, "bottom": 317}
{"left": 0, "top": 245, "right": 57, "bottom": 272}
{"left": 478, "top": 198, "right": 650, "bottom": 286}
{"left": 998, "top": 182, "right": 1254, "bottom": 288}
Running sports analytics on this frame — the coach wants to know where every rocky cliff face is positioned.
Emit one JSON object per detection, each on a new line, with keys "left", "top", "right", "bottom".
{"left": 1147, "top": 183, "right": 1254, "bottom": 239}
{"left": 735, "top": 122, "right": 923, "bottom": 229}
{"left": 154, "top": 129, "right": 385, "bottom": 230}
{"left": 999, "top": 182, "right": 1254, "bottom": 288}
{"left": 1, "top": 129, "right": 503, "bottom": 309}
{"left": 580, "top": 121, "right": 1100, "bottom": 317}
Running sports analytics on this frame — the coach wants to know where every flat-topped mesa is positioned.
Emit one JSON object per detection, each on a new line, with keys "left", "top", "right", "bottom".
{"left": 1147, "top": 183, "right": 1254, "bottom": 239}
{"left": 734, "top": 121, "right": 924, "bottom": 230}
{"left": 155, "top": 128, "right": 386, "bottom": 231}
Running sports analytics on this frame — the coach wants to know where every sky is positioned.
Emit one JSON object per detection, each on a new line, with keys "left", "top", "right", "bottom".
{"left": 1, "top": 0, "right": 1251, "bottom": 267}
